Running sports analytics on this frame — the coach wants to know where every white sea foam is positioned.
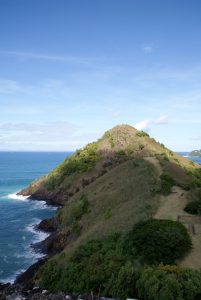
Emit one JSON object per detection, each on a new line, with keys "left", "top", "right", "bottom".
{"left": 29, "top": 200, "right": 57, "bottom": 211}
{"left": 0, "top": 268, "right": 26, "bottom": 284}
{"left": 8, "top": 192, "right": 57, "bottom": 211}
{"left": 8, "top": 193, "right": 30, "bottom": 201}
{"left": 1, "top": 194, "right": 54, "bottom": 283}
{"left": 25, "top": 218, "right": 50, "bottom": 243}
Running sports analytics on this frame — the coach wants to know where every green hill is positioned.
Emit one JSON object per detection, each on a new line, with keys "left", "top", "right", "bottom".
{"left": 20, "top": 124, "right": 195, "bottom": 205}
{"left": 190, "top": 149, "right": 201, "bottom": 157}
{"left": 19, "top": 124, "right": 201, "bottom": 296}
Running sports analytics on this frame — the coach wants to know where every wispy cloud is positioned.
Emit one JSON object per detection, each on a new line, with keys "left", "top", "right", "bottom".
{"left": 190, "top": 136, "right": 201, "bottom": 141}
{"left": 0, "top": 122, "right": 100, "bottom": 151}
{"left": 0, "top": 50, "right": 100, "bottom": 65}
{"left": 141, "top": 44, "right": 154, "bottom": 54}
{"left": 0, "top": 122, "right": 78, "bottom": 139}
{"left": 135, "top": 115, "right": 168, "bottom": 131}
{"left": 0, "top": 79, "right": 21, "bottom": 94}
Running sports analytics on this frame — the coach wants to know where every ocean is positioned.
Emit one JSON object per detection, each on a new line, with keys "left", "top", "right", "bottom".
{"left": 0, "top": 151, "right": 70, "bottom": 283}
{"left": 0, "top": 151, "right": 200, "bottom": 284}
{"left": 177, "top": 152, "right": 201, "bottom": 165}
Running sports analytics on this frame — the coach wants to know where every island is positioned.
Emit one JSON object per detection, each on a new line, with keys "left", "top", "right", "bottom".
{"left": 190, "top": 149, "right": 201, "bottom": 156}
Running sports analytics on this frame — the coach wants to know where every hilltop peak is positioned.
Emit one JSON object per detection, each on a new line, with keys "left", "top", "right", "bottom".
{"left": 108, "top": 124, "right": 138, "bottom": 133}
{"left": 97, "top": 123, "right": 150, "bottom": 153}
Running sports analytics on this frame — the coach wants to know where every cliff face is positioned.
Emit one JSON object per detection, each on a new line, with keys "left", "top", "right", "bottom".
{"left": 18, "top": 124, "right": 201, "bottom": 290}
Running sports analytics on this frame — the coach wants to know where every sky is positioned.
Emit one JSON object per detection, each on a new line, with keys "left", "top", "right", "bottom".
{"left": 0, "top": 0, "right": 201, "bottom": 151}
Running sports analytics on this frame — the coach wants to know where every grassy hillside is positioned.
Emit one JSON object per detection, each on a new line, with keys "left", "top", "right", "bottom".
{"left": 20, "top": 124, "right": 201, "bottom": 297}
{"left": 20, "top": 124, "right": 196, "bottom": 204}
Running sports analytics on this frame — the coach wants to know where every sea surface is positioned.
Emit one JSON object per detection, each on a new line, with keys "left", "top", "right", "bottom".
{"left": 0, "top": 151, "right": 200, "bottom": 284}
{"left": 177, "top": 152, "right": 201, "bottom": 164}
{"left": 0, "top": 152, "right": 70, "bottom": 283}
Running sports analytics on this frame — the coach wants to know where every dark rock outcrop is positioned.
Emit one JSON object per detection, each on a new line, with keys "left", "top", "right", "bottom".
{"left": 37, "top": 218, "right": 58, "bottom": 233}
{"left": 15, "top": 258, "right": 48, "bottom": 290}
{"left": 33, "top": 230, "right": 71, "bottom": 256}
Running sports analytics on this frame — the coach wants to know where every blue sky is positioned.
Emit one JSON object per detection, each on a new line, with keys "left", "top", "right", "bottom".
{"left": 0, "top": 0, "right": 201, "bottom": 151}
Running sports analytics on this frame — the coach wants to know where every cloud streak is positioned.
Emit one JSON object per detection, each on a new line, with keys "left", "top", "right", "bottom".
{"left": 0, "top": 122, "right": 101, "bottom": 151}
{"left": 0, "top": 50, "right": 100, "bottom": 65}
{"left": 141, "top": 44, "right": 154, "bottom": 54}
{"left": 0, "top": 122, "right": 78, "bottom": 138}
{"left": 135, "top": 115, "right": 169, "bottom": 131}
{"left": 0, "top": 79, "right": 22, "bottom": 94}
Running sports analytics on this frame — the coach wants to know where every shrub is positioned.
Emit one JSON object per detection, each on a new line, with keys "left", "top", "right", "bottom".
{"left": 180, "top": 268, "right": 201, "bottom": 299}
{"left": 124, "top": 219, "right": 192, "bottom": 264}
{"left": 38, "top": 226, "right": 196, "bottom": 299}
{"left": 46, "top": 143, "right": 100, "bottom": 190}
{"left": 71, "top": 220, "right": 81, "bottom": 236}
{"left": 117, "top": 149, "right": 126, "bottom": 156}
{"left": 136, "top": 131, "right": 149, "bottom": 137}
{"left": 70, "top": 194, "right": 90, "bottom": 220}
{"left": 137, "top": 266, "right": 183, "bottom": 300}
{"left": 160, "top": 173, "right": 175, "bottom": 195}
{"left": 133, "top": 160, "right": 140, "bottom": 167}
{"left": 38, "top": 260, "right": 63, "bottom": 291}
{"left": 104, "top": 131, "right": 115, "bottom": 148}
{"left": 103, "top": 207, "right": 112, "bottom": 220}
{"left": 108, "top": 262, "right": 140, "bottom": 299}
{"left": 184, "top": 200, "right": 201, "bottom": 215}
{"left": 61, "top": 234, "right": 126, "bottom": 293}
{"left": 137, "top": 265, "right": 201, "bottom": 300}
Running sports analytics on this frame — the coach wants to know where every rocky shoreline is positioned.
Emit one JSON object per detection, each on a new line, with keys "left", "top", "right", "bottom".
{"left": 0, "top": 282, "right": 95, "bottom": 300}
{"left": 0, "top": 196, "right": 70, "bottom": 299}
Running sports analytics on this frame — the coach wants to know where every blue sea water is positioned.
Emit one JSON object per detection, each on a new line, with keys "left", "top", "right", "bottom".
{"left": 177, "top": 152, "right": 201, "bottom": 164}
{"left": 0, "top": 152, "right": 70, "bottom": 283}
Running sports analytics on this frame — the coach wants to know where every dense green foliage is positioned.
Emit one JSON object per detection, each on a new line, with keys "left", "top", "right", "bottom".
{"left": 38, "top": 220, "right": 192, "bottom": 294}
{"left": 46, "top": 142, "right": 99, "bottom": 190}
{"left": 124, "top": 219, "right": 192, "bottom": 264}
{"left": 104, "top": 131, "right": 115, "bottom": 148}
{"left": 184, "top": 200, "right": 201, "bottom": 215}
{"left": 39, "top": 253, "right": 201, "bottom": 300}
{"left": 39, "top": 233, "right": 127, "bottom": 293}
{"left": 136, "top": 130, "right": 149, "bottom": 137}
{"left": 108, "top": 261, "right": 140, "bottom": 299}
{"left": 70, "top": 194, "right": 90, "bottom": 221}
{"left": 193, "top": 169, "right": 201, "bottom": 187}
{"left": 137, "top": 265, "right": 201, "bottom": 300}
{"left": 160, "top": 173, "right": 175, "bottom": 195}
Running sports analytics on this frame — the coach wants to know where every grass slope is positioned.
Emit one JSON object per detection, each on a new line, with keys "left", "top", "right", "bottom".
{"left": 19, "top": 124, "right": 201, "bottom": 288}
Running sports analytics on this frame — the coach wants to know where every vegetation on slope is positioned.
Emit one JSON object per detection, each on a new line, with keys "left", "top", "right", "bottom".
{"left": 124, "top": 219, "right": 192, "bottom": 264}
{"left": 20, "top": 124, "right": 201, "bottom": 298}
{"left": 46, "top": 142, "right": 100, "bottom": 190}
{"left": 38, "top": 219, "right": 192, "bottom": 297}
{"left": 184, "top": 191, "right": 201, "bottom": 215}
{"left": 137, "top": 265, "right": 201, "bottom": 300}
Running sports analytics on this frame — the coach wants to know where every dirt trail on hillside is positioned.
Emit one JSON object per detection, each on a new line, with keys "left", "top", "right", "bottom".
{"left": 154, "top": 186, "right": 189, "bottom": 221}
{"left": 154, "top": 186, "right": 201, "bottom": 269}
{"left": 144, "top": 157, "right": 162, "bottom": 175}
{"left": 180, "top": 224, "right": 201, "bottom": 269}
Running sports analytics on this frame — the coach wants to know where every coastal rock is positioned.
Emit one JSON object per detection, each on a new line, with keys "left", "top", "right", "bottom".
{"left": 37, "top": 218, "right": 58, "bottom": 233}
{"left": 36, "top": 230, "right": 71, "bottom": 255}
{"left": 15, "top": 259, "right": 48, "bottom": 290}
